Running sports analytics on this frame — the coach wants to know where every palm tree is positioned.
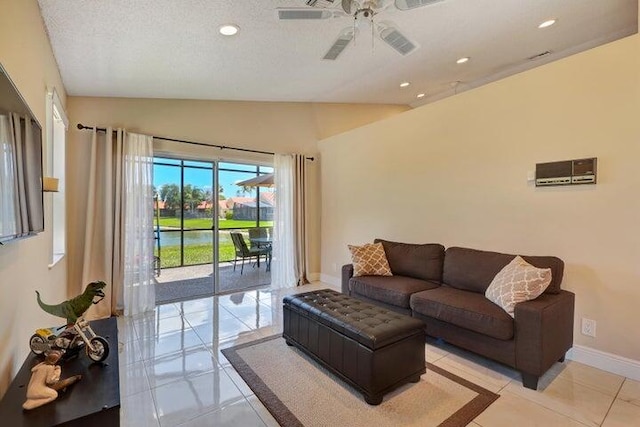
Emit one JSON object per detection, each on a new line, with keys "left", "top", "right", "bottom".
{"left": 159, "top": 183, "right": 180, "bottom": 210}
{"left": 183, "top": 184, "right": 205, "bottom": 212}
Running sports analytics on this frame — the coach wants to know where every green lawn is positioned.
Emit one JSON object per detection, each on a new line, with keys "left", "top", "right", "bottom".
{"left": 154, "top": 217, "right": 272, "bottom": 269}
{"left": 156, "top": 243, "right": 236, "bottom": 268}
{"left": 156, "top": 217, "right": 273, "bottom": 230}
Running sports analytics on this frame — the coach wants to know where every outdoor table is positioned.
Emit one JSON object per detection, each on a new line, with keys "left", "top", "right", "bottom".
{"left": 250, "top": 237, "right": 272, "bottom": 271}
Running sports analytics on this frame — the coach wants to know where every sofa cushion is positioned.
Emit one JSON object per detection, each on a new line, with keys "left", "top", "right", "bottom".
{"left": 348, "top": 243, "right": 392, "bottom": 277}
{"left": 410, "top": 287, "right": 514, "bottom": 340}
{"left": 350, "top": 275, "right": 440, "bottom": 309}
{"left": 485, "top": 256, "right": 552, "bottom": 317}
{"left": 443, "top": 247, "right": 564, "bottom": 294}
{"left": 374, "top": 239, "right": 445, "bottom": 282}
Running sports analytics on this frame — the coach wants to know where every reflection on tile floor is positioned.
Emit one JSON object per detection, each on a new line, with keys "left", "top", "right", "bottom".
{"left": 154, "top": 262, "right": 273, "bottom": 305}
{"left": 119, "top": 282, "right": 636, "bottom": 427}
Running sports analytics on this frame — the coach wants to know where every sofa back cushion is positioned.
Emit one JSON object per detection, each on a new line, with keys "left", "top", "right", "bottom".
{"left": 374, "top": 239, "right": 445, "bottom": 282}
{"left": 443, "top": 247, "right": 564, "bottom": 294}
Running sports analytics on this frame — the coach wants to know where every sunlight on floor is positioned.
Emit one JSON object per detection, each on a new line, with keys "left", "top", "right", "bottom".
{"left": 117, "top": 281, "right": 640, "bottom": 427}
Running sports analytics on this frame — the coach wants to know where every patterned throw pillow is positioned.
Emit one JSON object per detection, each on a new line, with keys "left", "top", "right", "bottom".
{"left": 348, "top": 243, "right": 393, "bottom": 277}
{"left": 485, "top": 256, "right": 552, "bottom": 317}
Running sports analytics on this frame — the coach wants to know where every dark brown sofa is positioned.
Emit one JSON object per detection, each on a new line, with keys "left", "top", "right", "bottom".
{"left": 342, "top": 239, "right": 575, "bottom": 390}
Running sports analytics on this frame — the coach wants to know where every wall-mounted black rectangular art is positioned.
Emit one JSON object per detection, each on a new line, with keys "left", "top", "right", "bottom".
{"left": 536, "top": 158, "right": 597, "bottom": 187}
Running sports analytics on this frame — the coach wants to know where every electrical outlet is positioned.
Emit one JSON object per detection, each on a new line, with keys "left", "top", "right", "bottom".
{"left": 581, "top": 318, "right": 596, "bottom": 337}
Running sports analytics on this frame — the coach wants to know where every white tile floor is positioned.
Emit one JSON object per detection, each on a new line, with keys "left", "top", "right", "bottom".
{"left": 118, "top": 282, "right": 640, "bottom": 426}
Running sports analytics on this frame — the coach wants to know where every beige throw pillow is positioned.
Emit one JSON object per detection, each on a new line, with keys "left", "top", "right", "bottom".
{"left": 348, "top": 243, "right": 393, "bottom": 277}
{"left": 485, "top": 256, "right": 552, "bottom": 317}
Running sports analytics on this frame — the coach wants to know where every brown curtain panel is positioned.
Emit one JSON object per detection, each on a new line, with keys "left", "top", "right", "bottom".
{"left": 294, "top": 154, "right": 309, "bottom": 286}
{"left": 81, "top": 127, "right": 125, "bottom": 319}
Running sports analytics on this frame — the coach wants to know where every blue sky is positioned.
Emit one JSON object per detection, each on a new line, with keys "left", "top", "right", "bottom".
{"left": 153, "top": 159, "right": 273, "bottom": 199}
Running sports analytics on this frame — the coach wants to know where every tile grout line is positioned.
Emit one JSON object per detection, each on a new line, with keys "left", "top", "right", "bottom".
{"left": 598, "top": 378, "right": 627, "bottom": 426}
{"left": 505, "top": 374, "right": 615, "bottom": 427}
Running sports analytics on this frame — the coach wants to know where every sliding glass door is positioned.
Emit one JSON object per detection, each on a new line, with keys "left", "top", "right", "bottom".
{"left": 153, "top": 157, "right": 273, "bottom": 301}
{"left": 217, "top": 162, "right": 273, "bottom": 293}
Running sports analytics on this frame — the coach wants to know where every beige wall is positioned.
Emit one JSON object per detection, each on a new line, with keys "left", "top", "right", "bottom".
{"left": 66, "top": 97, "right": 407, "bottom": 291}
{"left": 320, "top": 35, "right": 640, "bottom": 361}
{"left": 0, "top": 0, "right": 67, "bottom": 397}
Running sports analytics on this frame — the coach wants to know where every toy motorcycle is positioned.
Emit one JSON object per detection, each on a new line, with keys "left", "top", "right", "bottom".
{"left": 29, "top": 317, "right": 110, "bottom": 363}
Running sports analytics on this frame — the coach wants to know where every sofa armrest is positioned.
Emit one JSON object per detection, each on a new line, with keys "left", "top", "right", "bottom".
{"left": 514, "top": 290, "right": 575, "bottom": 377}
{"left": 341, "top": 264, "right": 354, "bottom": 295}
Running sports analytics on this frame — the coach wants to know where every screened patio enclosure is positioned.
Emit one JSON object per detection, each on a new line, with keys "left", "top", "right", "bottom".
{"left": 153, "top": 157, "right": 275, "bottom": 304}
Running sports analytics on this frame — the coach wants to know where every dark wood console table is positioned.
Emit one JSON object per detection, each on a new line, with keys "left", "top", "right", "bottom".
{"left": 0, "top": 317, "right": 120, "bottom": 426}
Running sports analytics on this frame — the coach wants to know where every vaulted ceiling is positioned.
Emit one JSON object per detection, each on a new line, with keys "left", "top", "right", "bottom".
{"left": 38, "top": 0, "right": 637, "bottom": 107}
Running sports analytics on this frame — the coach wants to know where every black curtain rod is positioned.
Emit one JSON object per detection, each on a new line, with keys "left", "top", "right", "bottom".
{"left": 76, "top": 124, "right": 314, "bottom": 161}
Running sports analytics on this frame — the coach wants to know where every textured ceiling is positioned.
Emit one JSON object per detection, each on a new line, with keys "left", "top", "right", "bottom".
{"left": 38, "top": 0, "right": 637, "bottom": 107}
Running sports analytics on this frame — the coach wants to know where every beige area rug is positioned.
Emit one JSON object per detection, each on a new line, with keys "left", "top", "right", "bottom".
{"left": 222, "top": 335, "right": 499, "bottom": 427}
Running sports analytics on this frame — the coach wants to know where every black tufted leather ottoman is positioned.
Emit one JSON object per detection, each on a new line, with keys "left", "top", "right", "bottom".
{"left": 283, "top": 289, "right": 426, "bottom": 405}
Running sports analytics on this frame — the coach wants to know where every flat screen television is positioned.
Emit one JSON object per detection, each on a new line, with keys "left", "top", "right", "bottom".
{"left": 0, "top": 63, "right": 44, "bottom": 244}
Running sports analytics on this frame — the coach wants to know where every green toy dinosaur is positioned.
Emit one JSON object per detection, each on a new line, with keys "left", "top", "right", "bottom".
{"left": 36, "top": 281, "right": 106, "bottom": 325}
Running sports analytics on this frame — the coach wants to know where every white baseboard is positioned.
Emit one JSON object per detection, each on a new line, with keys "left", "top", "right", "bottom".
{"left": 319, "top": 273, "right": 341, "bottom": 288}
{"left": 567, "top": 345, "right": 640, "bottom": 381}
{"left": 307, "top": 272, "right": 320, "bottom": 282}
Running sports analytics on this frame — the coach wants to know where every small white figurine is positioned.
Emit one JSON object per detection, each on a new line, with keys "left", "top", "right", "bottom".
{"left": 23, "top": 350, "right": 81, "bottom": 410}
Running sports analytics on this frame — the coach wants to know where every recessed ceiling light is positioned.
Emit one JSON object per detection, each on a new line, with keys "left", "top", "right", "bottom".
{"left": 400, "top": 82, "right": 410, "bottom": 88}
{"left": 416, "top": 93, "right": 425, "bottom": 99}
{"left": 219, "top": 24, "right": 240, "bottom": 36}
{"left": 456, "top": 57, "right": 470, "bottom": 64}
{"left": 538, "top": 19, "right": 556, "bottom": 29}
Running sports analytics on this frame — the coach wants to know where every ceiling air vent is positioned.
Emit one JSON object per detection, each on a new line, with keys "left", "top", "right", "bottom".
{"left": 528, "top": 50, "right": 552, "bottom": 61}
{"left": 395, "top": 0, "right": 444, "bottom": 11}
{"left": 278, "top": 9, "right": 333, "bottom": 20}
{"left": 379, "top": 27, "right": 417, "bottom": 56}
{"left": 323, "top": 30, "right": 355, "bottom": 60}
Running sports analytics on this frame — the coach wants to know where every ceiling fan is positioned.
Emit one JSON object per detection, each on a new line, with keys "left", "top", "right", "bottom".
{"left": 277, "top": 0, "right": 444, "bottom": 60}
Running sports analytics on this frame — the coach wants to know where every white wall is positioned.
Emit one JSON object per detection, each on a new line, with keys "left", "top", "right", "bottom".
{"left": 0, "top": 0, "right": 68, "bottom": 397}
{"left": 320, "top": 35, "right": 640, "bottom": 362}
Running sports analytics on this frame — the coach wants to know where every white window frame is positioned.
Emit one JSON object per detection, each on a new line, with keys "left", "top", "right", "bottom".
{"left": 46, "top": 88, "right": 68, "bottom": 268}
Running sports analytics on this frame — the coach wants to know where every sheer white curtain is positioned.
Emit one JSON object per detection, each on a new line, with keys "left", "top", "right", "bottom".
{"left": 272, "top": 154, "right": 296, "bottom": 288}
{"left": 122, "top": 133, "right": 155, "bottom": 316}
{"left": 272, "top": 153, "right": 309, "bottom": 289}
{"left": 81, "top": 128, "right": 155, "bottom": 319}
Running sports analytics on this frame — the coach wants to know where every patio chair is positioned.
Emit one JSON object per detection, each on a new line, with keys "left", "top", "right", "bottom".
{"left": 230, "top": 232, "right": 271, "bottom": 275}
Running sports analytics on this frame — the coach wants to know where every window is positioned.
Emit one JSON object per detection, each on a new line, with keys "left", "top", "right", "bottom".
{"left": 47, "top": 89, "right": 67, "bottom": 267}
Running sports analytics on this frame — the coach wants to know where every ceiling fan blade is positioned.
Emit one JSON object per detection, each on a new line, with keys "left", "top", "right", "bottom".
{"left": 323, "top": 28, "right": 357, "bottom": 60}
{"left": 341, "top": 0, "right": 355, "bottom": 14}
{"left": 377, "top": 23, "right": 418, "bottom": 55}
{"left": 305, "top": 0, "right": 339, "bottom": 7}
{"left": 394, "top": 0, "right": 444, "bottom": 11}
{"left": 277, "top": 8, "right": 333, "bottom": 20}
